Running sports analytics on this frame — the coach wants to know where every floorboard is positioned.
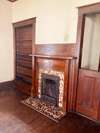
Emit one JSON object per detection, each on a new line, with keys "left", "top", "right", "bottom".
{"left": 0, "top": 82, "right": 100, "bottom": 133}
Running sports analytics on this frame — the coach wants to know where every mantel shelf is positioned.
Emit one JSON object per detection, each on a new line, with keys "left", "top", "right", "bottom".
{"left": 29, "top": 54, "right": 77, "bottom": 60}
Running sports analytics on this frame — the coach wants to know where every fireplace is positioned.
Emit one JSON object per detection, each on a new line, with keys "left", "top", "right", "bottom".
{"left": 38, "top": 69, "right": 64, "bottom": 108}
{"left": 41, "top": 73, "right": 60, "bottom": 106}
{"left": 22, "top": 44, "right": 77, "bottom": 122}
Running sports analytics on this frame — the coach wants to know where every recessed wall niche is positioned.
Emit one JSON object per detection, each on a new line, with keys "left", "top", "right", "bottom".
{"left": 81, "top": 14, "right": 100, "bottom": 71}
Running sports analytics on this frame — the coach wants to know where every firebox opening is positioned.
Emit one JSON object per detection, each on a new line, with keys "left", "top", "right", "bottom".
{"left": 41, "top": 73, "right": 60, "bottom": 106}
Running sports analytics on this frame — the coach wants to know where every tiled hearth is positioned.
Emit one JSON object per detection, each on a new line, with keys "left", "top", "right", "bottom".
{"left": 22, "top": 68, "right": 66, "bottom": 122}
{"left": 22, "top": 97, "right": 66, "bottom": 122}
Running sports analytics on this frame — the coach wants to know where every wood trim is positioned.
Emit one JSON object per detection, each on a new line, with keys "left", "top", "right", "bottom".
{"left": 77, "top": 2, "right": 100, "bottom": 8}
{"left": 76, "top": 3, "right": 100, "bottom": 70}
{"left": 13, "top": 18, "right": 36, "bottom": 28}
{"left": 79, "top": 69, "right": 100, "bottom": 78}
{"left": 32, "top": 56, "right": 37, "bottom": 96}
{"left": 76, "top": 2, "right": 100, "bottom": 62}
{"left": 77, "top": 15, "right": 85, "bottom": 67}
{"left": 34, "top": 44, "right": 78, "bottom": 57}
{"left": 30, "top": 54, "right": 77, "bottom": 60}
{"left": 68, "top": 59, "right": 76, "bottom": 111}
{"left": 0, "top": 80, "right": 15, "bottom": 90}
{"left": 78, "top": 2, "right": 100, "bottom": 15}
{"left": 63, "top": 59, "right": 70, "bottom": 112}
{"left": 75, "top": 112, "right": 100, "bottom": 124}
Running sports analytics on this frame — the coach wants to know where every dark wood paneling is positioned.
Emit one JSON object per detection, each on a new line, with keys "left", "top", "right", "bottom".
{"left": 17, "top": 41, "right": 32, "bottom": 55}
{"left": 14, "top": 79, "right": 32, "bottom": 95}
{"left": 17, "top": 59, "right": 32, "bottom": 68}
{"left": 15, "top": 26, "right": 32, "bottom": 41}
{"left": 68, "top": 59, "right": 77, "bottom": 111}
{"left": 15, "top": 24, "right": 32, "bottom": 81}
{"left": 16, "top": 66, "right": 32, "bottom": 77}
{"left": 37, "top": 58, "right": 65, "bottom": 71}
{"left": 76, "top": 69, "right": 100, "bottom": 121}
{"left": 13, "top": 18, "right": 36, "bottom": 95}
{"left": 34, "top": 44, "right": 79, "bottom": 57}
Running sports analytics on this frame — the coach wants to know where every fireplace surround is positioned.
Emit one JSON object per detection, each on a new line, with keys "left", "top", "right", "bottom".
{"left": 34, "top": 57, "right": 70, "bottom": 112}
{"left": 38, "top": 69, "right": 64, "bottom": 108}
{"left": 22, "top": 44, "right": 78, "bottom": 121}
{"left": 31, "top": 44, "right": 78, "bottom": 113}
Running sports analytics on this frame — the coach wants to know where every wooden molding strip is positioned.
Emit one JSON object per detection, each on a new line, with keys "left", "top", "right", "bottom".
{"left": 29, "top": 54, "right": 77, "bottom": 60}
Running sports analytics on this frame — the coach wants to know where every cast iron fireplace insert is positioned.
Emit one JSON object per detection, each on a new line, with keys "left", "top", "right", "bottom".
{"left": 41, "top": 73, "right": 60, "bottom": 106}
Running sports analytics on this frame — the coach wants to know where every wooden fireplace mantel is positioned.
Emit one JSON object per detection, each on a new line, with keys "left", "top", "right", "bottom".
{"left": 29, "top": 54, "right": 77, "bottom": 60}
{"left": 32, "top": 44, "right": 78, "bottom": 112}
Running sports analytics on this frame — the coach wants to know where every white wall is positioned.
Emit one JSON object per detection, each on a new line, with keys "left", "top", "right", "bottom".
{"left": 12, "top": 0, "right": 100, "bottom": 43}
{"left": 1, "top": 0, "right": 100, "bottom": 82}
{"left": 0, "top": 0, "right": 13, "bottom": 82}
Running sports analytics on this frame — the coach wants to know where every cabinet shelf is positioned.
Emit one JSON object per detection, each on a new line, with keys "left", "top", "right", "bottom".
{"left": 16, "top": 39, "right": 32, "bottom": 43}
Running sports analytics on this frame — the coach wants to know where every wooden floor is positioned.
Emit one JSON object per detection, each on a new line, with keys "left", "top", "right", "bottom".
{"left": 0, "top": 82, "right": 100, "bottom": 133}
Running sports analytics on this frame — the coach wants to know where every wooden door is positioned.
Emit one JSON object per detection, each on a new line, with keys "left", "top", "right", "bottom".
{"left": 13, "top": 18, "right": 36, "bottom": 95}
{"left": 76, "top": 69, "right": 100, "bottom": 121}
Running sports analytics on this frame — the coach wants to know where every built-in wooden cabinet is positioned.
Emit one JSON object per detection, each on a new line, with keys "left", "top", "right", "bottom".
{"left": 16, "top": 26, "right": 32, "bottom": 82}
{"left": 76, "top": 3, "right": 100, "bottom": 122}
{"left": 13, "top": 18, "right": 36, "bottom": 95}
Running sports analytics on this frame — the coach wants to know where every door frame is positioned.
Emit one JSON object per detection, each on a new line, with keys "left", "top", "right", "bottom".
{"left": 76, "top": 2, "right": 100, "bottom": 67}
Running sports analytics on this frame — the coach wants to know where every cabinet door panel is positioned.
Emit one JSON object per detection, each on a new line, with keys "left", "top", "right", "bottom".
{"left": 76, "top": 69, "right": 100, "bottom": 120}
{"left": 16, "top": 66, "right": 32, "bottom": 77}
{"left": 16, "top": 26, "right": 32, "bottom": 41}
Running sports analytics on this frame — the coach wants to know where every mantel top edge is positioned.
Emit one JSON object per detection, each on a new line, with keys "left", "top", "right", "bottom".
{"left": 29, "top": 54, "right": 77, "bottom": 60}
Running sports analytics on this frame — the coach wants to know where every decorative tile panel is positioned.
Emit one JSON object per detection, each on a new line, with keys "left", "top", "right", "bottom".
{"left": 38, "top": 69, "right": 64, "bottom": 107}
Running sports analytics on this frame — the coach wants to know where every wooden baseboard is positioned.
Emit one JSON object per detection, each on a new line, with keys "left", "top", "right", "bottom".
{"left": 14, "top": 79, "right": 31, "bottom": 95}
{"left": 73, "top": 111, "right": 100, "bottom": 124}
{"left": 0, "top": 80, "right": 15, "bottom": 90}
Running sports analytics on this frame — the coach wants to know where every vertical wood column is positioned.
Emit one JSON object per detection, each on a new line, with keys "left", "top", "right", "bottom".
{"left": 68, "top": 59, "right": 77, "bottom": 111}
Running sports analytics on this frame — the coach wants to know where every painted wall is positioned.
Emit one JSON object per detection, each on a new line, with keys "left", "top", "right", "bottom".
{"left": 1, "top": 0, "right": 100, "bottom": 82}
{"left": 12, "top": 0, "right": 100, "bottom": 43}
{"left": 0, "top": 0, "right": 13, "bottom": 82}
